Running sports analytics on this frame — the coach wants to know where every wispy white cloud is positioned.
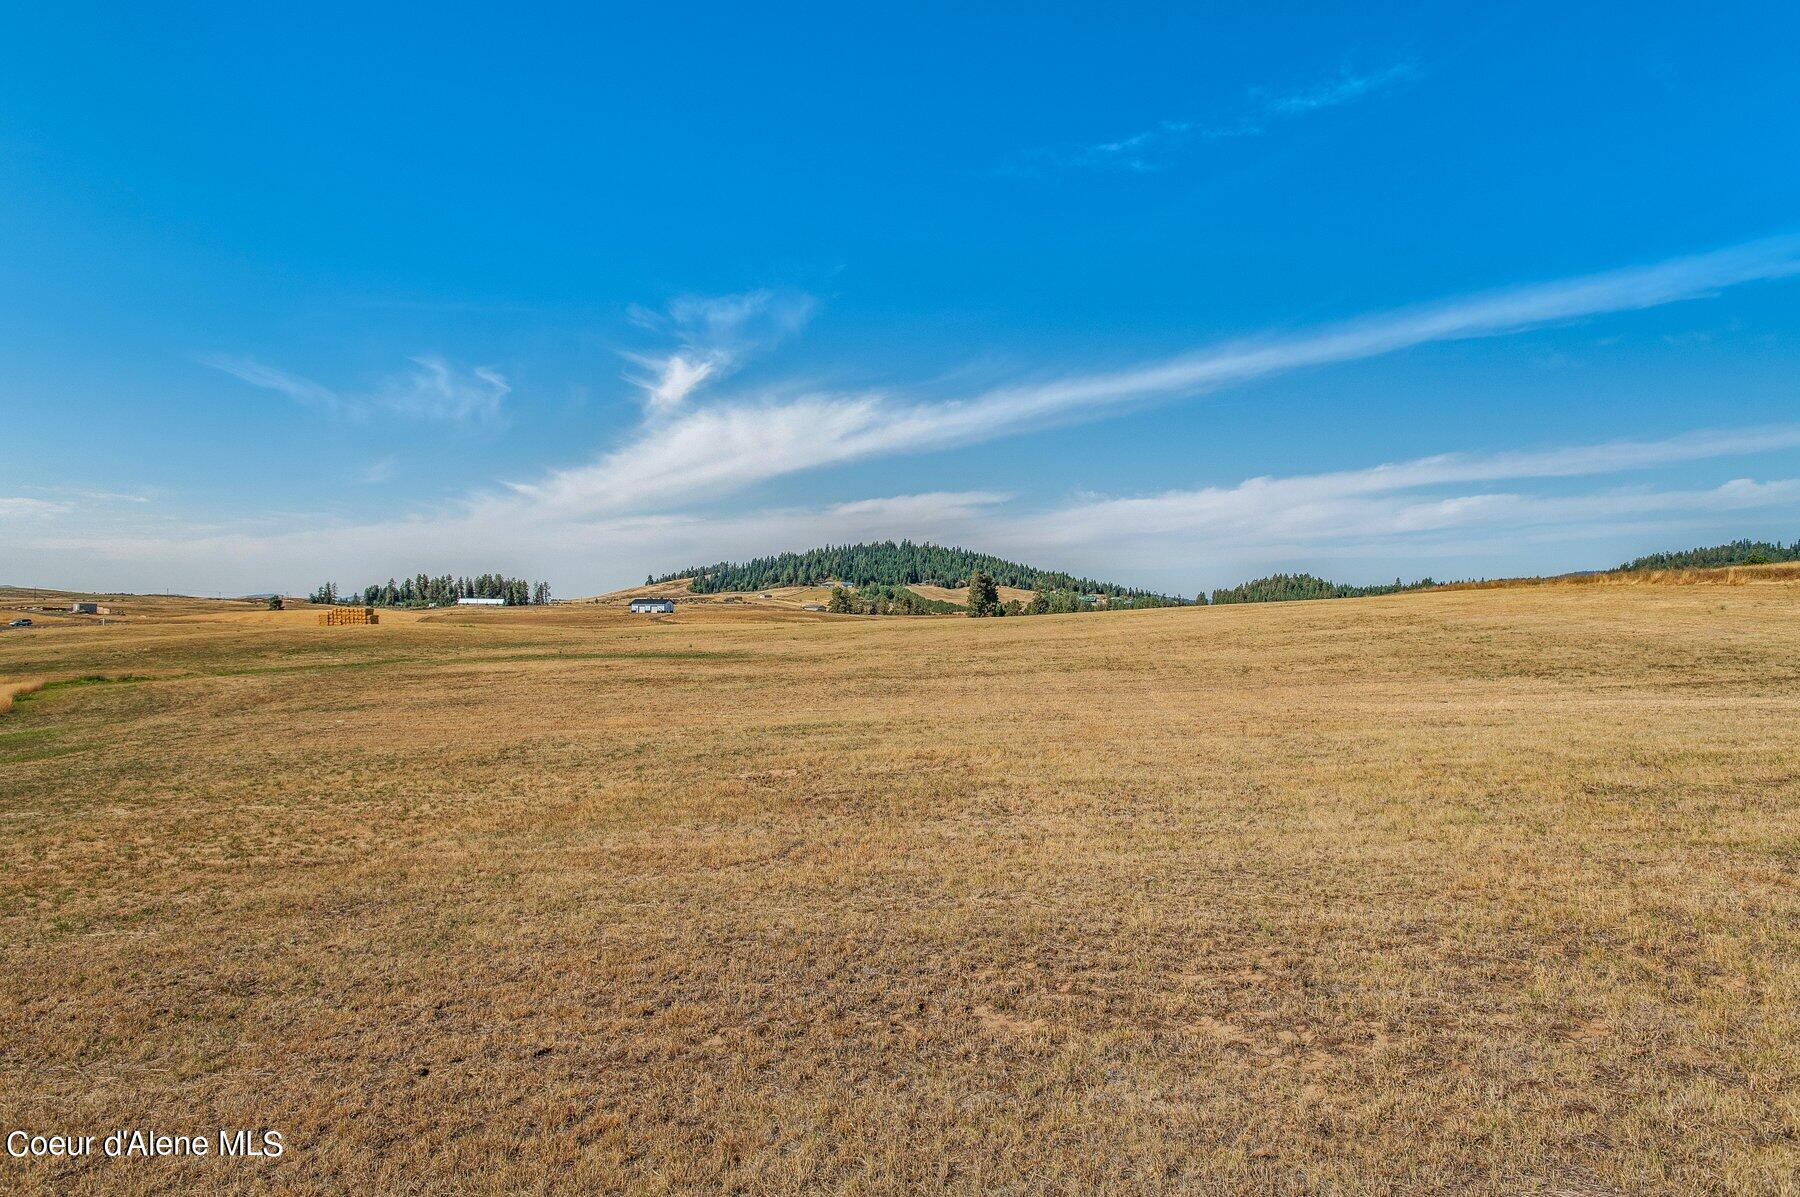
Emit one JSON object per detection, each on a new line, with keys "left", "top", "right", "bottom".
{"left": 509, "top": 235, "right": 1800, "bottom": 520}
{"left": 0, "top": 497, "right": 67, "bottom": 518}
{"left": 0, "top": 489, "right": 1010, "bottom": 596}
{"left": 622, "top": 352, "right": 718, "bottom": 414}
{"left": 379, "top": 355, "right": 510, "bottom": 423}
{"left": 1260, "top": 61, "right": 1419, "bottom": 116}
{"left": 1000, "top": 430, "right": 1800, "bottom": 562}
{"left": 1069, "top": 120, "right": 1256, "bottom": 173}
{"left": 358, "top": 457, "right": 399, "bottom": 485}
{"left": 199, "top": 354, "right": 348, "bottom": 414}
{"left": 20, "top": 487, "right": 151, "bottom": 505}
{"left": 824, "top": 490, "right": 1011, "bottom": 523}
{"left": 1046, "top": 60, "right": 1417, "bottom": 172}
{"left": 200, "top": 353, "right": 510, "bottom": 424}
{"left": 13, "top": 425, "right": 1800, "bottom": 596}
{"left": 29, "top": 236, "right": 1800, "bottom": 595}
{"left": 622, "top": 289, "right": 815, "bottom": 413}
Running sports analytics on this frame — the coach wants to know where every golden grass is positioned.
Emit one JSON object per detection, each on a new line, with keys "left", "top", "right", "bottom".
{"left": 1441, "top": 559, "right": 1800, "bottom": 590}
{"left": 0, "top": 678, "right": 45, "bottom": 716}
{"left": 1, "top": 582, "right": 1796, "bottom": 1194}
{"left": 577, "top": 578, "right": 857, "bottom": 612}
{"left": 906, "top": 582, "right": 1036, "bottom": 608}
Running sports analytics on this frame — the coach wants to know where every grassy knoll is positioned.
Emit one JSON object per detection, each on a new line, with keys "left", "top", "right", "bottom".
{"left": 0, "top": 584, "right": 1795, "bottom": 1194}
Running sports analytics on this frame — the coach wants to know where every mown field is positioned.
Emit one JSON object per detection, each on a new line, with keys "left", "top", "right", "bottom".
{"left": 0, "top": 584, "right": 1795, "bottom": 1195}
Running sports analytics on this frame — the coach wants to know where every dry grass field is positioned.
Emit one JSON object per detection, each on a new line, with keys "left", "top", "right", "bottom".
{"left": 903, "top": 582, "right": 1037, "bottom": 608}
{"left": 1, "top": 581, "right": 1796, "bottom": 1194}
{"left": 578, "top": 577, "right": 1036, "bottom": 613}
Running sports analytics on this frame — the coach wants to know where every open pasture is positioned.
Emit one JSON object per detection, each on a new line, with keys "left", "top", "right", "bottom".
{"left": 0, "top": 583, "right": 1795, "bottom": 1194}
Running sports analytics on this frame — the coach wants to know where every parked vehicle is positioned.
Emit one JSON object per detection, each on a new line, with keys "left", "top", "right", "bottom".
{"left": 6, "top": 618, "right": 32, "bottom": 628}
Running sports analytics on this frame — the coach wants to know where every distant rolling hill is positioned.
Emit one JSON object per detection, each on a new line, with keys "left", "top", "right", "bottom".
{"left": 634, "top": 534, "right": 1800, "bottom": 612}
{"left": 647, "top": 540, "right": 1177, "bottom": 601}
{"left": 1617, "top": 538, "right": 1800, "bottom": 571}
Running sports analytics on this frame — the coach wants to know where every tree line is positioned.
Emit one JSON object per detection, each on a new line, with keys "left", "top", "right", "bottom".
{"left": 1207, "top": 573, "right": 1437, "bottom": 605}
{"left": 818, "top": 571, "right": 1185, "bottom": 618}
{"left": 1617, "top": 538, "right": 1797, "bottom": 571}
{"left": 650, "top": 540, "right": 1175, "bottom": 601}
{"left": 308, "top": 573, "right": 551, "bottom": 608}
{"left": 826, "top": 583, "right": 963, "bottom": 616}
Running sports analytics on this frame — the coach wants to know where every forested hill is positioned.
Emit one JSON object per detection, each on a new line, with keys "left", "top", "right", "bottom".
{"left": 1208, "top": 573, "right": 1437, "bottom": 604}
{"left": 649, "top": 541, "right": 1170, "bottom": 599}
{"left": 1618, "top": 539, "right": 1799, "bottom": 570}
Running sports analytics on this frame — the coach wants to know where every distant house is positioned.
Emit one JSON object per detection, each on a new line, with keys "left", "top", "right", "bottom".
{"left": 69, "top": 601, "right": 99, "bottom": 615}
{"left": 456, "top": 597, "right": 506, "bottom": 606}
{"left": 629, "top": 598, "right": 675, "bottom": 614}
{"left": 802, "top": 602, "right": 826, "bottom": 612}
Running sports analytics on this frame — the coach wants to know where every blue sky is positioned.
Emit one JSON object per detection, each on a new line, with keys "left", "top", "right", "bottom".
{"left": 4, "top": 3, "right": 1800, "bottom": 597}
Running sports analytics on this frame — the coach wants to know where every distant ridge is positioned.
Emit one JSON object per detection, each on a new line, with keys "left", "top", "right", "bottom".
{"left": 1208, "top": 573, "right": 1437, "bottom": 605}
{"left": 646, "top": 534, "right": 1799, "bottom": 610}
{"left": 1618, "top": 538, "right": 1799, "bottom": 571}
{"left": 649, "top": 540, "right": 1175, "bottom": 600}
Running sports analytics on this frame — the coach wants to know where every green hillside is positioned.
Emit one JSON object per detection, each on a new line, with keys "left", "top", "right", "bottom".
{"left": 649, "top": 540, "right": 1175, "bottom": 600}
{"left": 1618, "top": 539, "right": 1799, "bottom": 571}
{"left": 1208, "top": 573, "right": 1437, "bottom": 605}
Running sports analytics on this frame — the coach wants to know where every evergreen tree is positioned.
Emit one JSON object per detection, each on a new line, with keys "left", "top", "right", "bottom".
{"left": 966, "top": 570, "right": 999, "bottom": 617}
{"left": 827, "top": 587, "right": 852, "bottom": 613}
{"left": 323, "top": 571, "right": 550, "bottom": 608}
{"left": 647, "top": 539, "right": 1178, "bottom": 603}
{"left": 1618, "top": 538, "right": 1799, "bottom": 570}
{"left": 1208, "top": 573, "right": 1436, "bottom": 605}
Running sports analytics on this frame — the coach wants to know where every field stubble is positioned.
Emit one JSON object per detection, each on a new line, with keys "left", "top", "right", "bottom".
{"left": 0, "top": 585, "right": 1795, "bottom": 1194}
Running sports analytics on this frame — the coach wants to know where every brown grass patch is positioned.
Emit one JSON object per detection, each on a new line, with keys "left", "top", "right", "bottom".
{"left": 0, "top": 677, "right": 45, "bottom": 715}
{"left": 1441, "top": 558, "right": 1800, "bottom": 590}
{"left": 1, "top": 584, "right": 1796, "bottom": 1193}
{"left": 906, "top": 582, "right": 1036, "bottom": 607}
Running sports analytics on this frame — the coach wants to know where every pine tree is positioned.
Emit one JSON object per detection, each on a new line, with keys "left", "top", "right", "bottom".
{"left": 647, "top": 539, "right": 1174, "bottom": 602}
{"left": 966, "top": 570, "right": 999, "bottom": 617}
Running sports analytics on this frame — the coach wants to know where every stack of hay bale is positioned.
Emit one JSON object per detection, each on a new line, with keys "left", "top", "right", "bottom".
{"left": 319, "top": 606, "right": 379, "bottom": 626}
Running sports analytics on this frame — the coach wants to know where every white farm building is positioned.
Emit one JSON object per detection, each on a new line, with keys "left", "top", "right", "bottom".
{"left": 456, "top": 597, "right": 506, "bottom": 606}
{"left": 629, "top": 598, "right": 675, "bottom": 614}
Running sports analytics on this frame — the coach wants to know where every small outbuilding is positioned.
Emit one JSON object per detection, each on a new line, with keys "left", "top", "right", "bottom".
{"left": 802, "top": 602, "right": 826, "bottom": 612}
{"left": 629, "top": 598, "right": 675, "bottom": 614}
{"left": 70, "top": 602, "right": 99, "bottom": 615}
